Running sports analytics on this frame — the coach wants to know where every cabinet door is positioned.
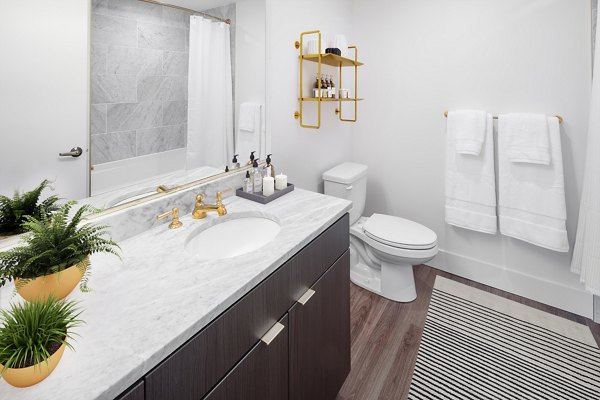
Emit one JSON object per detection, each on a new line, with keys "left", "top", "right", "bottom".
{"left": 116, "top": 381, "right": 144, "bottom": 400}
{"left": 289, "top": 250, "right": 351, "bottom": 400}
{"left": 204, "top": 314, "right": 289, "bottom": 400}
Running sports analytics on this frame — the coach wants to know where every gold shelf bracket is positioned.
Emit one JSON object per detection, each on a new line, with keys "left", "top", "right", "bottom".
{"left": 338, "top": 45, "right": 359, "bottom": 123}
{"left": 296, "top": 30, "right": 322, "bottom": 129}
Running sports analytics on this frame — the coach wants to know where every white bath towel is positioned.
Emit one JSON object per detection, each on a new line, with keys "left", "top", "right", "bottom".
{"left": 445, "top": 113, "right": 497, "bottom": 234}
{"left": 498, "top": 116, "right": 569, "bottom": 252}
{"left": 447, "top": 110, "right": 488, "bottom": 155}
{"left": 500, "top": 113, "right": 551, "bottom": 165}
{"left": 236, "top": 102, "right": 264, "bottom": 162}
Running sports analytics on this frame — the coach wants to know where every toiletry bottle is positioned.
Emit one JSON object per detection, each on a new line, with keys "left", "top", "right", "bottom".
{"left": 314, "top": 75, "right": 320, "bottom": 98}
{"left": 327, "top": 75, "right": 333, "bottom": 98}
{"left": 330, "top": 75, "right": 336, "bottom": 98}
{"left": 225, "top": 165, "right": 229, "bottom": 172}
{"left": 247, "top": 150, "right": 256, "bottom": 165}
{"left": 232, "top": 154, "right": 240, "bottom": 169}
{"left": 252, "top": 159, "right": 263, "bottom": 193}
{"left": 263, "top": 154, "right": 272, "bottom": 177}
{"left": 321, "top": 76, "right": 328, "bottom": 98}
{"left": 243, "top": 171, "right": 252, "bottom": 192}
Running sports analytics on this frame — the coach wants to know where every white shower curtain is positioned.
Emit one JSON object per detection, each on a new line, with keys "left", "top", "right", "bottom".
{"left": 186, "top": 16, "right": 233, "bottom": 170}
{"left": 571, "top": 6, "right": 600, "bottom": 295}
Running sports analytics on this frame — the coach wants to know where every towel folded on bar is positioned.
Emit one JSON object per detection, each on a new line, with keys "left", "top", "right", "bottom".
{"left": 445, "top": 112, "right": 497, "bottom": 234}
{"left": 446, "top": 110, "right": 488, "bottom": 155}
{"left": 498, "top": 116, "right": 568, "bottom": 252}
{"left": 500, "top": 113, "right": 551, "bottom": 165}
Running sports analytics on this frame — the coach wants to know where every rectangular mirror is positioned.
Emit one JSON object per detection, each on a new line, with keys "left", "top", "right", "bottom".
{"left": 0, "top": 0, "right": 267, "bottom": 242}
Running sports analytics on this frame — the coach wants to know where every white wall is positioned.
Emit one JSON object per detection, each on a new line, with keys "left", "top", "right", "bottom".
{"left": 266, "top": 0, "right": 354, "bottom": 192}
{"left": 0, "top": 0, "right": 90, "bottom": 200}
{"left": 235, "top": 0, "right": 268, "bottom": 159}
{"left": 351, "top": 0, "right": 593, "bottom": 317}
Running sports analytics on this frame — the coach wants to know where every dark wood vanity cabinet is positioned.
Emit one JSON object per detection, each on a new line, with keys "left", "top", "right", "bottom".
{"left": 135, "top": 214, "right": 349, "bottom": 400}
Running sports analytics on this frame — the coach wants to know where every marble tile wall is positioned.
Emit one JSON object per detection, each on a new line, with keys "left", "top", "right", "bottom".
{"left": 91, "top": 0, "right": 190, "bottom": 165}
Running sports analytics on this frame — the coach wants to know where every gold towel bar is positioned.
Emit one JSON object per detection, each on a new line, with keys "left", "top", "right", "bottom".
{"left": 443, "top": 111, "right": 563, "bottom": 124}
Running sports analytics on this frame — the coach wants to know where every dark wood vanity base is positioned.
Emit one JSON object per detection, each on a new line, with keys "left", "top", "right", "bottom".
{"left": 117, "top": 213, "right": 350, "bottom": 400}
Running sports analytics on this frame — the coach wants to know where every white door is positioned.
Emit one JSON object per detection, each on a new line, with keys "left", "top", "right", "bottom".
{"left": 0, "top": 0, "right": 89, "bottom": 201}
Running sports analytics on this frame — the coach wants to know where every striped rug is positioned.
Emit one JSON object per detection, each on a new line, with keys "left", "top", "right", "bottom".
{"left": 408, "top": 276, "right": 600, "bottom": 400}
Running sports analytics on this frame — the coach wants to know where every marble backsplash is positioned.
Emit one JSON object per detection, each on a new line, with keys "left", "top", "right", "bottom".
{"left": 90, "top": 0, "right": 236, "bottom": 166}
{"left": 92, "top": 168, "right": 246, "bottom": 242}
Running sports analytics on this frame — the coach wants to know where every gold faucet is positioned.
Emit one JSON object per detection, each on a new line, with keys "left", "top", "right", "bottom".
{"left": 157, "top": 208, "right": 183, "bottom": 229}
{"left": 192, "top": 192, "right": 227, "bottom": 219}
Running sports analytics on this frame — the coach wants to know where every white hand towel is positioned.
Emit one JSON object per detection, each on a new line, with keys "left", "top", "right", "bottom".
{"left": 500, "top": 113, "right": 551, "bottom": 165}
{"left": 236, "top": 102, "right": 264, "bottom": 161}
{"left": 447, "top": 110, "right": 488, "bottom": 155}
{"left": 445, "top": 113, "right": 497, "bottom": 234}
{"left": 498, "top": 117, "right": 568, "bottom": 252}
{"left": 239, "top": 102, "right": 261, "bottom": 132}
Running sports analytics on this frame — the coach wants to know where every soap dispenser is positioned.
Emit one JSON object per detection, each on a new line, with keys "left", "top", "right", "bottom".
{"left": 252, "top": 158, "right": 263, "bottom": 193}
{"left": 247, "top": 151, "right": 256, "bottom": 165}
{"left": 231, "top": 154, "right": 240, "bottom": 169}
{"left": 263, "top": 154, "right": 275, "bottom": 177}
{"left": 243, "top": 170, "right": 252, "bottom": 192}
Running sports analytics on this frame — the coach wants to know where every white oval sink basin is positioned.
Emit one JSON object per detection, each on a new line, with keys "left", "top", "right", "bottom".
{"left": 185, "top": 216, "right": 281, "bottom": 261}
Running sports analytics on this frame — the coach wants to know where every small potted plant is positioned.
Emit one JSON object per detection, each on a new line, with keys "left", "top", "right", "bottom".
{"left": 0, "top": 180, "right": 59, "bottom": 237}
{"left": 0, "top": 202, "right": 120, "bottom": 301}
{"left": 0, "top": 297, "right": 82, "bottom": 387}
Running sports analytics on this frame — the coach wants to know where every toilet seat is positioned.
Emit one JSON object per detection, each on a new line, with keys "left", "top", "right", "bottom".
{"left": 362, "top": 214, "right": 437, "bottom": 250}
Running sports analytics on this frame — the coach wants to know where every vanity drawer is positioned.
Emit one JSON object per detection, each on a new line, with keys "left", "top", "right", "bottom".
{"left": 144, "top": 261, "right": 291, "bottom": 400}
{"left": 289, "top": 213, "right": 349, "bottom": 301}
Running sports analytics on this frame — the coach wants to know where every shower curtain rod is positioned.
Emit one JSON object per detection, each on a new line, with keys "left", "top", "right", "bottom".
{"left": 138, "top": 0, "right": 231, "bottom": 24}
{"left": 444, "top": 111, "right": 563, "bottom": 124}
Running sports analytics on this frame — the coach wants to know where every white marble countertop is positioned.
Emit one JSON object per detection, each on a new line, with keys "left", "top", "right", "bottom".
{"left": 0, "top": 189, "right": 351, "bottom": 400}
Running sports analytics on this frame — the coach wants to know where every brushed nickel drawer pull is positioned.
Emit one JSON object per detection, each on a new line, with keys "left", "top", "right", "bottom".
{"left": 297, "top": 289, "right": 315, "bottom": 305}
{"left": 261, "top": 322, "right": 285, "bottom": 346}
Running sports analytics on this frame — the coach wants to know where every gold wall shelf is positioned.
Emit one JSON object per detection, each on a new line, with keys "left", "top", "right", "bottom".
{"left": 294, "top": 30, "right": 363, "bottom": 129}
{"left": 299, "top": 98, "right": 364, "bottom": 102}
{"left": 300, "top": 53, "right": 364, "bottom": 67}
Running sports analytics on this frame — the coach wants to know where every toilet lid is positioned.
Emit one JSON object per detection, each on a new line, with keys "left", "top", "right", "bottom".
{"left": 363, "top": 214, "right": 437, "bottom": 250}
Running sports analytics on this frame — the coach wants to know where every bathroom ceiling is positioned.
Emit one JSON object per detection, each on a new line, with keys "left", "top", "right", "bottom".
{"left": 166, "top": 0, "right": 236, "bottom": 11}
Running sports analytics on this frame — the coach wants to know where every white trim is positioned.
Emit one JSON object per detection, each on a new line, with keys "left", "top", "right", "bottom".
{"left": 428, "top": 249, "right": 594, "bottom": 319}
{"left": 594, "top": 295, "right": 600, "bottom": 323}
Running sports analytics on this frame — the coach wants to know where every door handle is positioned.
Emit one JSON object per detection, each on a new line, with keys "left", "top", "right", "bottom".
{"left": 260, "top": 322, "right": 285, "bottom": 346}
{"left": 297, "top": 288, "right": 315, "bottom": 305}
{"left": 59, "top": 147, "right": 83, "bottom": 158}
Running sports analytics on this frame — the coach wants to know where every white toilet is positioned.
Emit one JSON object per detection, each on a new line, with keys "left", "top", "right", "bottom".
{"left": 323, "top": 162, "right": 438, "bottom": 302}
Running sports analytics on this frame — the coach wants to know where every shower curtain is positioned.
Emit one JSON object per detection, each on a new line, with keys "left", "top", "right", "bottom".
{"left": 571, "top": 6, "right": 600, "bottom": 295}
{"left": 186, "top": 16, "right": 233, "bottom": 170}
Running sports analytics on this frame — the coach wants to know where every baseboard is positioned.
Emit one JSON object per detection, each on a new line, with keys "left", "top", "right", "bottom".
{"left": 428, "top": 249, "right": 594, "bottom": 319}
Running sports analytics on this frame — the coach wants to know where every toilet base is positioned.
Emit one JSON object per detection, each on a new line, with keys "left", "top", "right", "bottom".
{"left": 350, "top": 260, "right": 417, "bottom": 303}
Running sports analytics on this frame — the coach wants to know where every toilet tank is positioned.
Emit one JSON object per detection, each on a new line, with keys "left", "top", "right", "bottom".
{"left": 322, "top": 163, "right": 368, "bottom": 225}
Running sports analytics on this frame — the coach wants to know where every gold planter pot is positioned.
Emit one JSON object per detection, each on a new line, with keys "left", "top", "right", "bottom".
{"left": 0, "top": 343, "right": 65, "bottom": 387}
{"left": 15, "top": 257, "right": 88, "bottom": 302}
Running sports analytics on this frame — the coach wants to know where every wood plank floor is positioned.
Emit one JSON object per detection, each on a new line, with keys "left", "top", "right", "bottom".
{"left": 336, "top": 264, "right": 600, "bottom": 400}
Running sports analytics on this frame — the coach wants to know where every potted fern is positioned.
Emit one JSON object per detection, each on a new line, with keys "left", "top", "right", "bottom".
{"left": 0, "top": 297, "right": 82, "bottom": 387}
{"left": 0, "top": 180, "right": 59, "bottom": 236}
{"left": 0, "top": 202, "right": 120, "bottom": 301}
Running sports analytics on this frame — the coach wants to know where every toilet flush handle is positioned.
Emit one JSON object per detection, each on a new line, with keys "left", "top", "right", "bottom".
{"left": 346, "top": 185, "right": 353, "bottom": 191}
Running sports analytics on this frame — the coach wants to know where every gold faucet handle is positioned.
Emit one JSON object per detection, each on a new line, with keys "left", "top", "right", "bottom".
{"left": 157, "top": 208, "right": 183, "bottom": 229}
{"left": 216, "top": 191, "right": 229, "bottom": 216}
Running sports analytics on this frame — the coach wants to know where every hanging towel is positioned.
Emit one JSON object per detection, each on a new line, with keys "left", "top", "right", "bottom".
{"left": 236, "top": 102, "right": 264, "bottom": 161}
{"left": 447, "top": 110, "right": 488, "bottom": 155}
{"left": 498, "top": 116, "right": 568, "bottom": 252}
{"left": 445, "top": 113, "right": 497, "bottom": 234}
{"left": 238, "top": 102, "right": 261, "bottom": 133}
{"left": 501, "top": 113, "right": 551, "bottom": 165}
